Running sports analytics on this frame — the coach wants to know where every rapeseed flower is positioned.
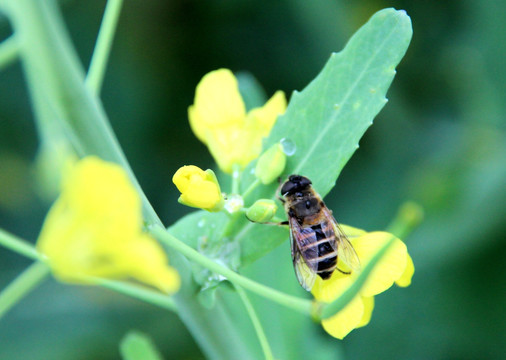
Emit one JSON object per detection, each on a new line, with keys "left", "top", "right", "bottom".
{"left": 37, "top": 156, "right": 180, "bottom": 293}
{"left": 312, "top": 228, "right": 414, "bottom": 339}
{"left": 188, "top": 69, "right": 286, "bottom": 173}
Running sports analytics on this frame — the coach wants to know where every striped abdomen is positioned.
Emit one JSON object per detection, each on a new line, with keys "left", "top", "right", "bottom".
{"left": 301, "top": 222, "right": 337, "bottom": 279}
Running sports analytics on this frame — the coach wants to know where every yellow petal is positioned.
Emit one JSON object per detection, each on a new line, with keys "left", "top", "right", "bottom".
{"left": 321, "top": 295, "right": 364, "bottom": 339}
{"left": 356, "top": 296, "right": 375, "bottom": 328}
{"left": 311, "top": 270, "right": 354, "bottom": 303}
{"left": 172, "top": 165, "right": 207, "bottom": 193}
{"left": 395, "top": 253, "right": 415, "bottom": 287}
{"left": 122, "top": 234, "right": 181, "bottom": 293}
{"left": 179, "top": 179, "right": 221, "bottom": 209}
{"left": 64, "top": 157, "right": 140, "bottom": 223}
{"left": 37, "top": 156, "right": 180, "bottom": 294}
{"left": 247, "top": 90, "right": 286, "bottom": 136}
{"left": 352, "top": 232, "right": 408, "bottom": 297}
{"left": 189, "top": 69, "right": 246, "bottom": 144}
{"left": 205, "top": 126, "right": 246, "bottom": 173}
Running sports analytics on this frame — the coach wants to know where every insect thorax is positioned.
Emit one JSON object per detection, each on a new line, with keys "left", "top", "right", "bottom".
{"left": 286, "top": 191, "right": 322, "bottom": 224}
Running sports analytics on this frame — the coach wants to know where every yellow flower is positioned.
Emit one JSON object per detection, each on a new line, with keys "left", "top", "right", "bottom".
{"left": 172, "top": 165, "right": 224, "bottom": 212}
{"left": 36, "top": 156, "right": 180, "bottom": 294}
{"left": 312, "top": 230, "right": 414, "bottom": 339}
{"left": 188, "top": 69, "right": 287, "bottom": 173}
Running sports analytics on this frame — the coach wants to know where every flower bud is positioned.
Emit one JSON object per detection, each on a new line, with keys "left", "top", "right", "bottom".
{"left": 255, "top": 143, "right": 286, "bottom": 184}
{"left": 246, "top": 199, "right": 278, "bottom": 223}
{"left": 172, "top": 165, "right": 224, "bottom": 212}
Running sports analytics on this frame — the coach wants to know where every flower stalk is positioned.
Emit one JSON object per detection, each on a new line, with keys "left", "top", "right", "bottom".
{"left": 86, "top": 0, "right": 124, "bottom": 95}
{"left": 91, "top": 277, "right": 177, "bottom": 312}
{"left": 150, "top": 224, "right": 315, "bottom": 315}
{"left": 0, "top": 262, "right": 50, "bottom": 320}
{"left": 235, "top": 285, "right": 274, "bottom": 360}
{"left": 0, "top": 228, "right": 40, "bottom": 261}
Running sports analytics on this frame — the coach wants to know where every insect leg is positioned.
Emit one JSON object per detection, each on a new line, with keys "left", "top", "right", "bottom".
{"left": 245, "top": 214, "right": 288, "bottom": 226}
{"left": 336, "top": 267, "right": 351, "bottom": 275}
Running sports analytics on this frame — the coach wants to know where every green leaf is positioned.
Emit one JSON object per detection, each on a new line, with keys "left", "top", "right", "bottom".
{"left": 119, "top": 331, "right": 164, "bottom": 360}
{"left": 238, "top": 8, "right": 413, "bottom": 264}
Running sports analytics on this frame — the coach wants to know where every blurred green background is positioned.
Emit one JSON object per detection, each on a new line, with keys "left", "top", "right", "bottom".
{"left": 0, "top": 0, "right": 505, "bottom": 359}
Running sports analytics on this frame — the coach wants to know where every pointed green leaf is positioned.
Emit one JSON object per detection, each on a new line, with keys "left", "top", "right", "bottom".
{"left": 238, "top": 8, "right": 413, "bottom": 264}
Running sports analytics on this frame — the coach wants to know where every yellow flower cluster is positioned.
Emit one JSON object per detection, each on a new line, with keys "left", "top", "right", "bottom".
{"left": 312, "top": 227, "right": 414, "bottom": 339}
{"left": 188, "top": 69, "right": 286, "bottom": 174}
{"left": 37, "top": 156, "right": 180, "bottom": 293}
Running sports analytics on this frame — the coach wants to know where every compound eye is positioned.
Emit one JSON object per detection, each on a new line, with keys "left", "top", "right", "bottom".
{"left": 281, "top": 181, "right": 296, "bottom": 195}
{"left": 299, "top": 176, "right": 312, "bottom": 187}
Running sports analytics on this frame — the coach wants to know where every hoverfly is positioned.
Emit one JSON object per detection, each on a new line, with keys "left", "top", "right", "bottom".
{"left": 280, "top": 175, "right": 360, "bottom": 291}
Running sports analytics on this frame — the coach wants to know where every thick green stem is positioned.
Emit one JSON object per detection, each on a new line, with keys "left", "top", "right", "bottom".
{"left": 1, "top": 1, "right": 260, "bottom": 358}
{"left": 0, "top": 262, "right": 50, "bottom": 320}
{"left": 86, "top": 0, "right": 124, "bottom": 95}
{"left": 0, "top": 34, "right": 20, "bottom": 70}
{"left": 150, "top": 225, "right": 314, "bottom": 315}
{"left": 1, "top": 0, "right": 160, "bottom": 225}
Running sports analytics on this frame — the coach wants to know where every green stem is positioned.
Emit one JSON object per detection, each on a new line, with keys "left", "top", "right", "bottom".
{"left": 0, "top": 34, "right": 20, "bottom": 70}
{"left": 150, "top": 224, "right": 314, "bottom": 315}
{"left": 0, "top": 228, "right": 177, "bottom": 312}
{"left": 85, "top": 0, "right": 124, "bottom": 95}
{"left": 231, "top": 164, "right": 241, "bottom": 195}
{"left": 220, "top": 212, "right": 241, "bottom": 239}
{"left": 0, "top": 228, "right": 40, "bottom": 260}
{"left": 242, "top": 178, "right": 261, "bottom": 200}
{"left": 386, "top": 201, "right": 424, "bottom": 239}
{"left": 0, "top": 262, "right": 50, "bottom": 320}
{"left": 235, "top": 285, "right": 274, "bottom": 360}
{"left": 2, "top": 0, "right": 160, "bottom": 225}
{"left": 91, "top": 278, "right": 177, "bottom": 312}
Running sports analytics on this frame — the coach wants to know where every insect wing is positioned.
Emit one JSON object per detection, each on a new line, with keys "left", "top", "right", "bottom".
{"left": 289, "top": 218, "right": 317, "bottom": 291}
{"left": 322, "top": 208, "right": 361, "bottom": 271}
